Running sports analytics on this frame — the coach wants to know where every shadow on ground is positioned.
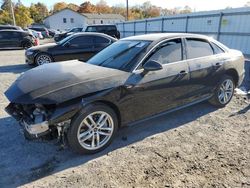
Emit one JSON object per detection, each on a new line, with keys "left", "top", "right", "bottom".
{"left": 0, "top": 64, "right": 31, "bottom": 74}
{"left": 0, "top": 101, "right": 217, "bottom": 187}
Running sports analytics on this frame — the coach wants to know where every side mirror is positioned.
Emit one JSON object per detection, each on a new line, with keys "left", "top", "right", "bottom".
{"left": 143, "top": 60, "right": 163, "bottom": 72}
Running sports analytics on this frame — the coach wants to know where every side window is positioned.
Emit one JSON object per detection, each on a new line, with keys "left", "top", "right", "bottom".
{"left": 147, "top": 39, "right": 182, "bottom": 65}
{"left": 95, "top": 36, "right": 110, "bottom": 44}
{"left": 86, "top": 27, "right": 96, "bottom": 32}
{"left": 63, "top": 18, "right": 67, "bottom": 23}
{"left": 186, "top": 39, "right": 214, "bottom": 59}
{"left": 70, "top": 36, "right": 93, "bottom": 46}
{"left": 211, "top": 42, "right": 225, "bottom": 54}
{"left": 12, "top": 32, "right": 21, "bottom": 38}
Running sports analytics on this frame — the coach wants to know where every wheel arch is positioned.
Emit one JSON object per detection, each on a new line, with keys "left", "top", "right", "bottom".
{"left": 87, "top": 100, "right": 122, "bottom": 127}
{"left": 225, "top": 69, "right": 239, "bottom": 86}
{"left": 35, "top": 52, "right": 54, "bottom": 63}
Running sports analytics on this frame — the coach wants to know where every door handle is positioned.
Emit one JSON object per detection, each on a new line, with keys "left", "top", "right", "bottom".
{"left": 179, "top": 70, "right": 187, "bottom": 75}
{"left": 213, "top": 62, "right": 222, "bottom": 67}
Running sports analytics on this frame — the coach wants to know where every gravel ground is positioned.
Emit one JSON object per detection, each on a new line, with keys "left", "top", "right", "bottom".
{"left": 0, "top": 49, "right": 249, "bottom": 188}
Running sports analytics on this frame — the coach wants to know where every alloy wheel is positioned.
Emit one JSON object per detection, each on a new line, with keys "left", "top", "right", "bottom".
{"left": 218, "top": 79, "right": 234, "bottom": 104}
{"left": 37, "top": 54, "right": 52, "bottom": 65}
{"left": 77, "top": 111, "right": 114, "bottom": 150}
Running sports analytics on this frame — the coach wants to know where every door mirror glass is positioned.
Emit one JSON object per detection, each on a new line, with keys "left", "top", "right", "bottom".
{"left": 143, "top": 60, "right": 163, "bottom": 72}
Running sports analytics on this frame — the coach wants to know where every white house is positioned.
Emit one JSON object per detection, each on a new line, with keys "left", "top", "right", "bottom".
{"left": 43, "top": 8, "right": 125, "bottom": 31}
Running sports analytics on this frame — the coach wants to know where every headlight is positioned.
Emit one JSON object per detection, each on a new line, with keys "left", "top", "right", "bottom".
{"left": 26, "top": 50, "right": 34, "bottom": 56}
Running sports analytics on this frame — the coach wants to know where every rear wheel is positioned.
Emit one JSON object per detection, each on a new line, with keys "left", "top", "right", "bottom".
{"left": 23, "top": 41, "right": 33, "bottom": 49}
{"left": 67, "top": 104, "right": 118, "bottom": 154}
{"left": 35, "top": 53, "right": 52, "bottom": 66}
{"left": 209, "top": 75, "right": 235, "bottom": 107}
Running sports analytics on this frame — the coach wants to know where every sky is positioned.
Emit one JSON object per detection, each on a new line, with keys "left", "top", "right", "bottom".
{"left": 22, "top": 0, "right": 249, "bottom": 11}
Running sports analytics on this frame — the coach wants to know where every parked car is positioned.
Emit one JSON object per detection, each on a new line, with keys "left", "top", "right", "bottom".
{"left": 0, "top": 25, "right": 22, "bottom": 31}
{"left": 29, "top": 29, "right": 43, "bottom": 39}
{"left": 48, "top": 29, "right": 59, "bottom": 37}
{"left": 5, "top": 33, "right": 244, "bottom": 154}
{"left": 24, "top": 28, "right": 43, "bottom": 40}
{"left": 0, "top": 30, "right": 38, "bottom": 49}
{"left": 29, "top": 27, "right": 49, "bottom": 38}
{"left": 25, "top": 33, "right": 117, "bottom": 65}
{"left": 54, "top": 27, "right": 84, "bottom": 42}
{"left": 85, "top": 24, "right": 120, "bottom": 39}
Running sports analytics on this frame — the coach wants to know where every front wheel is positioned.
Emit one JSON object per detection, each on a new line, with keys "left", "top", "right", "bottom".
{"left": 35, "top": 53, "right": 52, "bottom": 66}
{"left": 209, "top": 75, "right": 235, "bottom": 107}
{"left": 67, "top": 104, "right": 118, "bottom": 154}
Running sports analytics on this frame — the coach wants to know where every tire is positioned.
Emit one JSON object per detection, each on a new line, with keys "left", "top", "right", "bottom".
{"left": 35, "top": 53, "right": 52, "bottom": 66}
{"left": 67, "top": 103, "right": 118, "bottom": 154}
{"left": 22, "top": 41, "right": 33, "bottom": 49}
{"left": 209, "top": 75, "right": 235, "bottom": 107}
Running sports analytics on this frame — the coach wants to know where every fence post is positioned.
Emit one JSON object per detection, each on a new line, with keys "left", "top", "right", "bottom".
{"left": 161, "top": 17, "right": 165, "bottom": 33}
{"left": 145, "top": 19, "right": 147, "bottom": 34}
{"left": 134, "top": 21, "right": 136, "bottom": 36}
{"left": 185, "top": 16, "right": 189, "bottom": 33}
{"left": 217, "top": 12, "right": 223, "bottom": 41}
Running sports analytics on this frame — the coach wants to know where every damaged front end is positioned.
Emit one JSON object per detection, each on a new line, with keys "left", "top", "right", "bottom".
{"left": 5, "top": 102, "right": 80, "bottom": 139}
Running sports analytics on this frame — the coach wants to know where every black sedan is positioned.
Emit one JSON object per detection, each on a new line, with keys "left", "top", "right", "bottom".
{"left": 5, "top": 33, "right": 245, "bottom": 154}
{"left": 25, "top": 33, "right": 117, "bottom": 66}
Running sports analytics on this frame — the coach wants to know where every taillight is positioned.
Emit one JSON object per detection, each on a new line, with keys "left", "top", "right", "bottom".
{"left": 34, "top": 38, "right": 39, "bottom": 46}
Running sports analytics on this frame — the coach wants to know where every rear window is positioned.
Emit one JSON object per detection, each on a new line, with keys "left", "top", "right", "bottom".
{"left": 31, "top": 28, "right": 45, "bottom": 31}
{"left": 186, "top": 39, "right": 214, "bottom": 59}
{"left": 95, "top": 36, "right": 110, "bottom": 44}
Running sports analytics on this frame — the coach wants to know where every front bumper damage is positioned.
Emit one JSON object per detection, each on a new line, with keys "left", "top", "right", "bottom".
{"left": 5, "top": 102, "right": 80, "bottom": 138}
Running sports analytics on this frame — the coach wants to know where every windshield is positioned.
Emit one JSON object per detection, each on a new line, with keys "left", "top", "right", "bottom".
{"left": 87, "top": 40, "right": 151, "bottom": 72}
{"left": 57, "top": 35, "right": 74, "bottom": 45}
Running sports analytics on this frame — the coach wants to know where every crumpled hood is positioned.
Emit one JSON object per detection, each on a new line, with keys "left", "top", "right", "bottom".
{"left": 5, "top": 60, "right": 130, "bottom": 104}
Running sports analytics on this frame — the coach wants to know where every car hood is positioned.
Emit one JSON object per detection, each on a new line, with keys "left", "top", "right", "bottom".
{"left": 29, "top": 43, "right": 57, "bottom": 51}
{"left": 5, "top": 60, "right": 130, "bottom": 104}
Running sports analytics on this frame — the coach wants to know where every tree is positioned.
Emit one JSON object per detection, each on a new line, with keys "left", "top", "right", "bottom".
{"left": 96, "top": 0, "right": 112, "bottom": 13}
{"left": 53, "top": 2, "right": 67, "bottom": 13}
{"left": 141, "top": 1, "right": 160, "bottom": 18}
{"left": 68, "top": 3, "right": 79, "bottom": 12}
{"left": 15, "top": 5, "right": 33, "bottom": 27}
{"left": 30, "top": 2, "right": 48, "bottom": 23}
{"left": 180, "top": 5, "right": 192, "bottom": 14}
{"left": 1, "top": 0, "right": 12, "bottom": 11}
{"left": 78, "top": 1, "right": 96, "bottom": 13}
{"left": 0, "top": 10, "right": 12, "bottom": 24}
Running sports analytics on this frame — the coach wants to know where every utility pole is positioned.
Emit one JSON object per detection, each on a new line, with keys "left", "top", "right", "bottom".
{"left": 10, "top": 0, "right": 16, "bottom": 26}
{"left": 126, "top": 0, "right": 129, "bottom": 21}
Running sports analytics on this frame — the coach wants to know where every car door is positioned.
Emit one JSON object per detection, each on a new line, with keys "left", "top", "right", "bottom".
{"left": 184, "top": 38, "right": 226, "bottom": 100}
{"left": 12, "top": 31, "right": 22, "bottom": 47}
{"left": 120, "top": 38, "right": 191, "bottom": 123}
{"left": 54, "top": 36, "right": 95, "bottom": 62}
{"left": 0, "top": 31, "right": 14, "bottom": 48}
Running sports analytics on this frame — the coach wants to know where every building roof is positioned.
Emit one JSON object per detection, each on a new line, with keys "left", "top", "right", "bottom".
{"left": 44, "top": 8, "right": 124, "bottom": 21}
{"left": 82, "top": 13, "right": 125, "bottom": 20}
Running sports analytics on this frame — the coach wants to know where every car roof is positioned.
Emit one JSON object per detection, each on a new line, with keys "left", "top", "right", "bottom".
{"left": 86, "top": 24, "right": 117, "bottom": 27}
{"left": 0, "top": 25, "right": 18, "bottom": 28}
{"left": 72, "top": 32, "right": 118, "bottom": 41}
{"left": 0, "top": 29, "right": 27, "bottom": 33}
{"left": 121, "top": 33, "right": 212, "bottom": 42}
